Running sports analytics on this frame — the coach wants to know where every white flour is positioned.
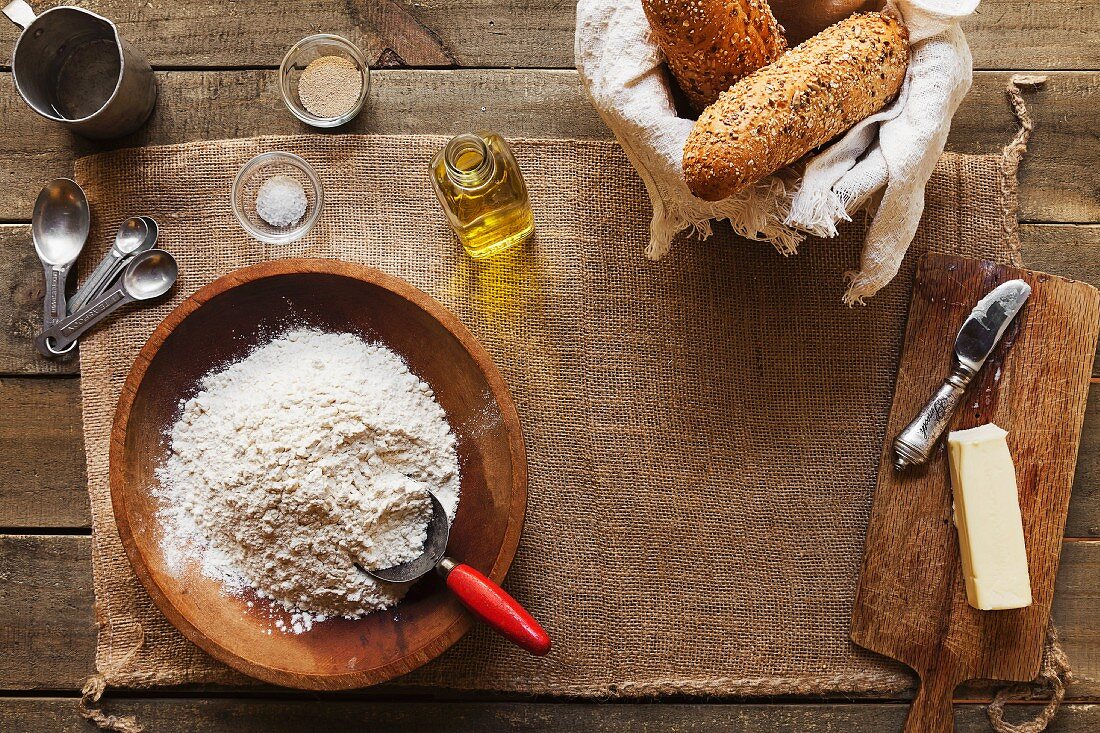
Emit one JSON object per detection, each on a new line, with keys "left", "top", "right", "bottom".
{"left": 156, "top": 329, "right": 460, "bottom": 632}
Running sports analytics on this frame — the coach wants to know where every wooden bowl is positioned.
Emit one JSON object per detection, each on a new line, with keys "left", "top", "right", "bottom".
{"left": 110, "top": 259, "right": 527, "bottom": 689}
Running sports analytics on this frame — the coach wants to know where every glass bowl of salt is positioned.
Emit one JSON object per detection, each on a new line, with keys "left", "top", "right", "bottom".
{"left": 232, "top": 151, "right": 324, "bottom": 244}
{"left": 280, "top": 34, "right": 370, "bottom": 128}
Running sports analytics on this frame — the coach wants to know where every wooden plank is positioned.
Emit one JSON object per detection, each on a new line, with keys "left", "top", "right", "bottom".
{"left": 1055, "top": 227, "right": 1100, "bottom": 527}
{"left": 1, "top": 220, "right": 1095, "bottom": 381}
{"left": 0, "top": 68, "right": 604, "bottom": 224}
{"left": 0, "top": 378, "right": 86, "bottom": 528}
{"left": 0, "top": 361, "right": 1095, "bottom": 534}
{"left": 0, "top": 0, "right": 1091, "bottom": 70}
{"left": 1067, "top": 383, "right": 1100, "bottom": 538}
{"left": 1, "top": 374, "right": 1098, "bottom": 536}
{"left": 1045, "top": 541, "right": 1100, "bottom": 700}
{"left": 950, "top": 73, "right": 1098, "bottom": 224}
{"left": 2, "top": 228, "right": 1094, "bottom": 383}
{"left": 1, "top": 535, "right": 1098, "bottom": 695}
{"left": 1022, "top": 225, "right": 1100, "bottom": 381}
{"left": 0, "top": 226, "right": 70, "bottom": 376}
{"left": 0, "top": 374, "right": 1093, "bottom": 536}
{"left": 0, "top": 70, "right": 1093, "bottom": 224}
{"left": 2, "top": 699, "right": 1099, "bottom": 732}
{"left": 0, "top": 228, "right": 79, "bottom": 377}
{"left": 963, "top": 1, "right": 1099, "bottom": 71}
{"left": 0, "top": 0, "right": 1092, "bottom": 724}
{"left": 1023, "top": 225, "right": 1100, "bottom": 286}
{"left": 0, "top": 536, "right": 95, "bottom": 690}
{"left": 2, "top": 230, "right": 1098, "bottom": 531}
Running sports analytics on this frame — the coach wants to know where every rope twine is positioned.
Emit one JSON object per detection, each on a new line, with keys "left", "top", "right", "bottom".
{"left": 78, "top": 674, "right": 143, "bottom": 733}
{"left": 999, "top": 73, "right": 1047, "bottom": 264}
{"left": 987, "top": 620, "right": 1074, "bottom": 733}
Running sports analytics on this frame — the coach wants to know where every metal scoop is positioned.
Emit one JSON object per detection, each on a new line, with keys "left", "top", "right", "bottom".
{"left": 36, "top": 248, "right": 177, "bottom": 355}
{"left": 361, "top": 491, "right": 551, "bottom": 656}
{"left": 67, "top": 216, "right": 149, "bottom": 314}
{"left": 31, "top": 178, "right": 89, "bottom": 355}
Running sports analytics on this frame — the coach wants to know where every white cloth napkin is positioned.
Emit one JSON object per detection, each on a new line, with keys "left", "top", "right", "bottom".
{"left": 575, "top": 0, "right": 979, "bottom": 303}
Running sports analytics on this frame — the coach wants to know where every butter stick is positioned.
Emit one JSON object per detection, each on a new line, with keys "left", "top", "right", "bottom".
{"left": 947, "top": 424, "right": 1032, "bottom": 611}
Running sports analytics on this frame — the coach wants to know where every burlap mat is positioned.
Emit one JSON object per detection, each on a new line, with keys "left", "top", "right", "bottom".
{"left": 76, "top": 135, "right": 1020, "bottom": 695}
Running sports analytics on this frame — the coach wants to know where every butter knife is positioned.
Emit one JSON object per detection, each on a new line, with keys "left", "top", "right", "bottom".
{"left": 893, "top": 279, "right": 1032, "bottom": 471}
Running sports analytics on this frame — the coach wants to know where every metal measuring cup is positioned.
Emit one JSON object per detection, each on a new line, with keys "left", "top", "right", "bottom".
{"left": 3, "top": 1, "right": 156, "bottom": 138}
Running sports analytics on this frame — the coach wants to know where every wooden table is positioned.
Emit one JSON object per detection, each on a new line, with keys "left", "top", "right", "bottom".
{"left": 0, "top": 2, "right": 1096, "bottom": 730}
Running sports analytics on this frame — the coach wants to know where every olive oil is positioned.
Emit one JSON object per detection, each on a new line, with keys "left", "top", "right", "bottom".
{"left": 430, "top": 132, "right": 534, "bottom": 259}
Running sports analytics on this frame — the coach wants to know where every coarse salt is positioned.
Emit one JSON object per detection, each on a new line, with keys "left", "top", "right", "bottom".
{"left": 255, "top": 174, "right": 307, "bottom": 228}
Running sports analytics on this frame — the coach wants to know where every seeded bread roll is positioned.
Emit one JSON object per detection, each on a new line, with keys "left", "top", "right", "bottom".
{"left": 642, "top": 0, "right": 787, "bottom": 113}
{"left": 683, "top": 12, "right": 909, "bottom": 201}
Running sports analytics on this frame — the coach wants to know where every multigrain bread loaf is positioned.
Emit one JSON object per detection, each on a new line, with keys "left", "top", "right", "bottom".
{"left": 642, "top": 0, "right": 787, "bottom": 112}
{"left": 683, "top": 12, "right": 909, "bottom": 201}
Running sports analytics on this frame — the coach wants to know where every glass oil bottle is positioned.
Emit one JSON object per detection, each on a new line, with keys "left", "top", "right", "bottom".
{"left": 430, "top": 131, "right": 534, "bottom": 259}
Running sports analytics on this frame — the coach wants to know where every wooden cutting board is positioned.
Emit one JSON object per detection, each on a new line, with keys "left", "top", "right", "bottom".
{"left": 851, "top": 254, "right": 1100, "bottom": 733}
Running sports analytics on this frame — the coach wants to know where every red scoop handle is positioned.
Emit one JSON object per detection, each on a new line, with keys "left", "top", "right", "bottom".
{"left": 443, "top": 562, "right": 551, "bottom": 656}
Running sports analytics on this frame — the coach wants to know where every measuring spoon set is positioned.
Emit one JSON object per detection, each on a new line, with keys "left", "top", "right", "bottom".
{"left": 31, "top": 179, "right": 178, "bottom": 357}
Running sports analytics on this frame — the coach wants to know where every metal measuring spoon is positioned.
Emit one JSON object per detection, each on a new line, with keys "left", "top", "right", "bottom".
{"left": 67, "top": 216, "right": 149, "bottom": 315}
{"left": 67, "top": 216, "right": 158, "bottom": 314}
{"left": 99, "top": 216, "right": 160, "bottom": 296}
{"left": 35, "top": 249, "right": 178, "bottom": 355}
{"left": 103, "top": 216, "right": 160, "bottom": 286}
{"left": 138, "top": 216, "right": 159, "bottom": 247}
{"left": 358, "top": 491, "right": 551, "bottom": 656}
{"left": 32, "top": 179, "right": 89, "bottom": 355}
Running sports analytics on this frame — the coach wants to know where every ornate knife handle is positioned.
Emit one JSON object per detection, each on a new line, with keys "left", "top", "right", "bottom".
{"left": 893, "top": 363, "right": 976, "bottom": 471}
